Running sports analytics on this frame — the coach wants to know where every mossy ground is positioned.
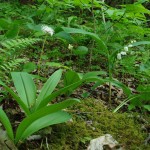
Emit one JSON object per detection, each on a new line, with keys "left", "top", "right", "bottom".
{"left": 30, "top": 99, "right": 149, "bottom": 150}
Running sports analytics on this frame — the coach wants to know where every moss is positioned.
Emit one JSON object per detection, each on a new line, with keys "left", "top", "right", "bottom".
{"left": 43, "top": 99, "right": 149, "bottom": 150}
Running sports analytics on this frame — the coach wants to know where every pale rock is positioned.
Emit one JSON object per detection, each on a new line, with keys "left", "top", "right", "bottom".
{"left": 87, "top": 134, "right": 123, "bottom": 150}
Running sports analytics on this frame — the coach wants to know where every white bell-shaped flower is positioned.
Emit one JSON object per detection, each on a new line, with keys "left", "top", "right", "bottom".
{"left": 117, "top": 53, "right": 122, "bottom": 60}
{"left": 41, "top": 25, "right": 54, "bottom": 36}
{"left": 120, "top": 51, "right": 127, "bottom": 55}
{"left": 124, "top": 46, "right": 128, "bottom": 52}
{"left": 128, "top": 44, "right": 133, "bottom": 48}
{"left": 68, "top": 44, "right": 73, "bottom": 50}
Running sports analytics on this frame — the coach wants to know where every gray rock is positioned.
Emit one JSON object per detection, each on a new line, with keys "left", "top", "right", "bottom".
{"left": 87, "top": 134, "right": 123, "bottom": 150}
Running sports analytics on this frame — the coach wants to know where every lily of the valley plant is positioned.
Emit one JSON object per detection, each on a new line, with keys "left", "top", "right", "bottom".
{"left": 0, "top": 68, "right": 108, "bottom": 145}
{"left": 0, "top": 69, "right": 81, "bottom": 145}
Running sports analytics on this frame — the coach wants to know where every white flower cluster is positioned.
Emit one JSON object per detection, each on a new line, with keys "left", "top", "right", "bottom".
{"left": 68, "top": 44, "right": 73, "bottom": 50}
{"left": 117, "top": 40, "right": 136, "bottom": 60}
{"left": 41, "top": 25, "right": 54, "bottom": 36}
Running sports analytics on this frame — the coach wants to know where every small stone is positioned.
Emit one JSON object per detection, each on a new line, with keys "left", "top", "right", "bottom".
{"left": 87, "top": 134, "right": 123, "bottom": 150}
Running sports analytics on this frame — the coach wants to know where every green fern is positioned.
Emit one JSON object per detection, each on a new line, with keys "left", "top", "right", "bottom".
{"left": 0, "top": 38, "right": 40, "bottom": 53}
{"left": 0, "top": 38, "right": 40, "bottom": 81}
{"left": 0, "top": 58, "right": 26, "bottom": 72}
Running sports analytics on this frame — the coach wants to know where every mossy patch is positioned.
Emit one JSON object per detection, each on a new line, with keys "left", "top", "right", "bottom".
{"left": 42, "top": 99, "right": 149, "bottom": 150}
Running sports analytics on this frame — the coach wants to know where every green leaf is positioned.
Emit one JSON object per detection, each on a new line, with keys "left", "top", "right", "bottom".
{"left": 136, "top": 85, "right": 150, "bottom": 101}
{"left": 6, "top": 23, "right": 19, "bottom": 39}
{"left": 46, "top": 62, "right": 70, "bottom": 69}
{"left": 36, "top": 69, "right": 62, "bottom": 108}
{"left": 0, "top": 18, "right": 10, "bottom": 30}
{"left": 143, "top": 105, "right": 150, "bottom": 111}
{"left": 126, "top": 4, "right": 150, "bottom": 14}
{"left": 23, "top": 62, "right": 37, "bottom": 73}
{"left": 18, "top": 111, "right": 70, "bottom": 143}
{"left": 15, "top": 98, "right": 80, "bottom": 143}
{"left": 0, "top": 80, "right": 30, "bottom": 115}
{"left": 64, "top": 70, "right": 81, "bottom": 86}
{"left": 55, "top": 31, "right": 75, "bottom": 43}
{"left": 132, "top": 41, "right": 150, "bottom": 46}
{"left": 11, "top": 72, "right": 36, "bottom": 110}
{"left": 82, "top": 71, "right": 107, "bottom": 80}
{"left": 64, "top": 70, "right": 81, "bottom": 95}
{"left": 36, "top": 81, "right": 82, "bottom": 109}
{"left": 73, "top": 46, "right": 88, "bottom": 55}
{"left": 0, "top": 108, "right": 14, "bottom": 141}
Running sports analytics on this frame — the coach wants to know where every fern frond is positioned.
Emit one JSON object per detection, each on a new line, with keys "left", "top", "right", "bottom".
{"left": 0, "top": 59, "right": 26, "bottom": 72}
{"left": 0, "top": 38, "right": 40, "bottom": 52}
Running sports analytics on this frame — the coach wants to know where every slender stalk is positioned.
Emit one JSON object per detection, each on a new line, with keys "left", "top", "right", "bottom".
{"left": 89, "top": 0, "right": 96, "bottom": 70}
{"left": 101, "top": 0, "right": 111, "bottom": 104}
{"left": 108, "top": 57, "right": 112, "bottom": 104}
{"left": 101, "top": 0, "right": 106, "bottom": 25}
{"left": 37, "top": 35, "right": 47, "bottom": 76}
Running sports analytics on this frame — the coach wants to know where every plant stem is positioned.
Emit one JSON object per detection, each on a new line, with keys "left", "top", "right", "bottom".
{"left": 108, "top": 55, "right": 112, "bottom": 104}
{"left": 89, "top": 0, "right": 96, "bottom": 70}
{"left": 37, "top": 35, "right": 47, "bottom": 76}
{"left": 101, "top": 0, "right": 106, "bottom": 25}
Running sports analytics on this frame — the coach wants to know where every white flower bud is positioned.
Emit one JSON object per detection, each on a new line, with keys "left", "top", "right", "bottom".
{"left": 128, "top": 44, "right": 133, "bottom": 47}
{"left": 120, "top": 51, "right": 127, "bottom": 55}
{"left": 131, "top": 40, "right": 136, "bottom": 43}
{"left": 41, "top": 25, "right": 54, "bottom": 36}
{"left": 117, "top": 53, "right": 122, "bottom": 60}
{"left": 124, "top": 46, "right": 128, "bottom": 52}
{"left": 133, "top": 40, "right": 136, "bottom": 43}
{"left": 68, "top": 44, "right": 73, "bottom": 50}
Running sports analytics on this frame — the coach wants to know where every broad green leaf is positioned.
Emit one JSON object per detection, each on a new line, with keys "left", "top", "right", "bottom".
{"left": 36, "top": 69, "right": 62, "bottom": 108}
{"left": 73, "top": 46, "right": 88, "bottom": 55}
{"left": 36, "top": 81, "right": 82, "bottom": 109}
{"left": 62, "top": 27, "right": 107, "bottom": 51}
{"left": 64, "top": 70, "right": 81, "bottom": 86}
{"left": 0, "top": 80, "right": 30, "bottom": 115}
{"left": 11, "top": 72, "right": 36, "bottom": 110}
{"left": 6, "top": 23, "right": 19, "bottom": 39}
{"left": 17, "top": 111, "right": 71, "bottom": 143}
{"left": 82, "top": 71, "right": 107, "bottom": 80}
{"left": 0, "top": 108, "right": 14, "bottom": 141}
{"left": 36, "top": 74, "right": 106, "bottom": 110}
{"left": 132, "top": 41, "right": 150, "bottom": 46}
{"left": 15, "top": 98, "right": 80, "bottom": 143}
{"left": 27, "top": 23, "right": 43, "bottom": 32}
{"left": 46, "top": 77, "right": 104, "bottom": 104}
{"left": 55, "top": 31, "right": 75, "bottom": 43}
{"left": 23, "top": 62, "right": 37, "bottom": 73}
{"left": 64, "top": 70, "right": 81, "bottom": 95}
